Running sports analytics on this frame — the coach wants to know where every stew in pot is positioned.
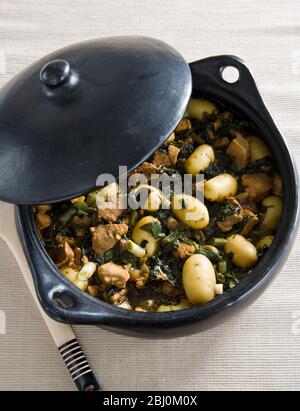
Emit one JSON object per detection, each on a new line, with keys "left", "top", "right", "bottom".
{"left": 34, "top": 98, "right": 283, "bottom": 312}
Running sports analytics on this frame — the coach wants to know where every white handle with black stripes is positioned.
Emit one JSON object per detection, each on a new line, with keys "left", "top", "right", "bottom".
{"left": 0, "top": 202, "right": 101, "bottom": 391}
{"left": 59, "top": 339, "right": 101, "bottom": 391}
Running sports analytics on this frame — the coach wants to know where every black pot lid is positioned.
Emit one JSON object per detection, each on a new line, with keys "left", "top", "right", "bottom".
{"left": 0, "top": 36, "right": 192, "bottom": 205}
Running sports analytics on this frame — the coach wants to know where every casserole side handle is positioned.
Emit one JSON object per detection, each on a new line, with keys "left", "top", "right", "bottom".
{"left": 189, "top": 55, "right": 277, "bottom": 127}
{"left": 16, "top": 205, "right": 117, "bottom": 326}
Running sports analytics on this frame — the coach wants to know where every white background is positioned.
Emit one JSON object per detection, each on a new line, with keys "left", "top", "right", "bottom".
{"left": 0, "top": 0, "right": 299, "bottom": 391}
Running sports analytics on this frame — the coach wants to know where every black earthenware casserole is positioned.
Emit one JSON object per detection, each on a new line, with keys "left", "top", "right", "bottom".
{"left": 0, "top": 37, "right": 298, "bottom": 338}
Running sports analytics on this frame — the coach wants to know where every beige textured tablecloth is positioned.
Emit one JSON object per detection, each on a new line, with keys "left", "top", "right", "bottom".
{"left": 0, "top": 0, "right": 300, "bottom": 391}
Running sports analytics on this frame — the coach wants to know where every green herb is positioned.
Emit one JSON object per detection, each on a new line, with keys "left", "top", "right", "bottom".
{"left": 204, "top": 162, "right": 224, "bottom": 179}
{"left": 42, "top": 238, "right": 57, "bottom": 250}
{"left": 179, "top": 234, "right": 195, "bottom": 246}
{"left": 217, "top": 268, "right": 249, "bottom": 290}
{"left": 148, "top": 257, "right": 183, "bottom": 289}
{"left": 140, "top": 221, "right": 165, "bottom": 239}
{"left": 195, "top": 247, "right": 221, "bottom": 262}
{"left": 203, "top": 221, "right": 222, "bottom": 239}
{"left": 191, "top": 114, "right": 217, "bottom": 135}
{"left": 161, "top": 229, "right": 195, "bottom": 255}
{"left": 217, "top": 200, "right": 241, "bottom": 222}
{"left": 216, "top": 272, "right": 226, "bottom": 284}
{"left": 215, "top": 151, "right": 238, "bottom": 175}
{"left": 54, "top": 225, "right": 74, "bottom": 238}
{"left": 75, "top": 201, "right": 95, "bottom": 216}
{"left": 174, "top": 129, "right": 192, "bottom": 140}
{"left": 239, "top": 157, "right": 273, "bottom": 175}
{"left": 86, "top": 191, "right": 99, "bottom": 207}
{"left": 157, "top": 166, "right": 180, "bottom": 176}
{"left": 224, "top": 215, "right": 252, "bottom": 236}
{"left": 119, "top": 250, "right": 138, "bottom": 268}
{"left": 158, "top": 293, "right": 180, "bottom": 306}
{"left": 192, "top": 230, "right": 206, "bottom": 244}
{"left": 88, "top": 251, "right": 104, "bottom": 265}
{"left": 199, "top": 125, "right": 215, "bottom": 144}
{"left": 251, "top": 227, "right": 273, "bottom": 240}
{"left": 154, "top": 208, "right": 172, "bottom": 221}
{"left": 214, "top": 118, "right": 244, "bottom": 138}
{"left": 225, "top": 269, "right": 249, "bottom": 285}
{"left": 104, "top": 248, "right": 116, "bottom": 263}
{"left": 257, "top": 245, "right": 270, "bottom": 257}
{"left": 102, "top": 242, "right": 138, "bottom": 267}
{"left": 178, "top": 138, "right": 194, "bottom": 159}
{"left": 161, "top": 231, "right": 183, "bottom": 254}
{"left": 218, "top": 260, "right": 227, "bottom": 274}
{"left": 107, "top": 287, "right": 120, "bottom": 299}
{"left": 209, "top": 237, "right": 228, "bottom": 248}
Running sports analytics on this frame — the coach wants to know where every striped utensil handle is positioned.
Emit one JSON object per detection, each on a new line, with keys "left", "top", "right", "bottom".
{"left": 0, "top": 202, "right": 101, "bottom": 391}
{"left": 59, "top": 338, "right": 101, "bottom": 391}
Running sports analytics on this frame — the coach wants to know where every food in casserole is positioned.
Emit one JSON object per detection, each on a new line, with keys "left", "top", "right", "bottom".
{"left": 34, "top": 98, "right": 283, "bottom": 312}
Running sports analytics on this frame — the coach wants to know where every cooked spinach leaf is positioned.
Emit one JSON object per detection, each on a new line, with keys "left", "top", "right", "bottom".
{"left": 204, "top": 162, "right": 224, "bottom": 179}
{"left": 140, "top": 221, "right": 165, "bottom": 239}
{"left": 148, "top": 256, "right": 183, "bottom": 288}
{"left": 238, "top": 157, "right": 273, "bottom": 175}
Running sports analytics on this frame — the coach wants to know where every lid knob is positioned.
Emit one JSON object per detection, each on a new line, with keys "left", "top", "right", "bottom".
{"left": 40, "top": 59, "right": 71, "bottom": 86}
{"left": 0, "top": 36, "right": 192, "bottom": 205}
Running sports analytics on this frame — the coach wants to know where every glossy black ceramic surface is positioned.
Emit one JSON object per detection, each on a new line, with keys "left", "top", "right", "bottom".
{"left": 16, "top": 55, "right": 299, "bottom": 338}
{"left": 0, "top": 36, "right": 191, "bottom": 205}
